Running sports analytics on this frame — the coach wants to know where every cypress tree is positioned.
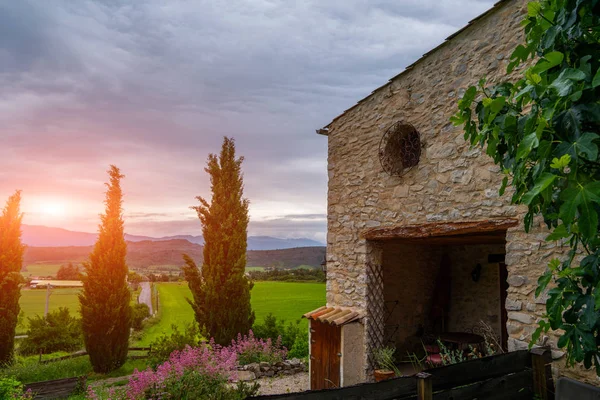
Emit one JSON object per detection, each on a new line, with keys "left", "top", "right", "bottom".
{"left": 183, "top": 137, "right": 255, "bottom": 345}
{"left": 79, "top": 166, "right": 131, "bottom": 373}
{"left": 0, "top": 191, "right": 24, "bottom": 365}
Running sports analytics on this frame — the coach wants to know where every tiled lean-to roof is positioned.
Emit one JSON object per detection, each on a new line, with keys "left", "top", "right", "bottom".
{"left": 303, "top": 306, "right": 362, "bottom": 326}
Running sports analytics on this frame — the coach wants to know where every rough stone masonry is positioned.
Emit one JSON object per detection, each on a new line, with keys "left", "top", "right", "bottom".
{"left": 319, "top": 0, "right": 597, "bottom": 386}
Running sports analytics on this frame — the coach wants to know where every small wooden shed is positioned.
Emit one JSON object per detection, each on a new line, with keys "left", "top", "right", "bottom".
{"left": 303, "top": 306, "right": 364, "bottom": 389}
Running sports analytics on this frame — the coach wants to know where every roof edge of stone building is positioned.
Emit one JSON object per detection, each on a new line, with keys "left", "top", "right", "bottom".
{"left": 316, "top": 0, "right": 511, "bottom": 136}
{"left": 303, "top": 306, "right": 363, "bottom": 326}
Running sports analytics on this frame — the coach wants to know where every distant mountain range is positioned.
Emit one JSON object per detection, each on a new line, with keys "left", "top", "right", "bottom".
{"left": 21, "top": 225, "right": 324, "bottom": 251}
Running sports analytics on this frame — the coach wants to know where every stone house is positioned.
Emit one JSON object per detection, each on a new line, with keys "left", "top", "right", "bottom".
{"left": 308, "top": 0, "right": 596, "bottom": 389}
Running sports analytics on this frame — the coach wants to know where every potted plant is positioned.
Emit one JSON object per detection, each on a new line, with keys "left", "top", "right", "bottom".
{"left": 373, "top": 346, "right": 401, "bottom": 382}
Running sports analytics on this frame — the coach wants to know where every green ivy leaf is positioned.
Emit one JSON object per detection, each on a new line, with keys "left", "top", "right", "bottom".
{"left": 546, "top": 224, "right": 569, "bottom": 241}
{"left": 550, "top": 154, "right": 571, "bottom": 169}
{"left": 516, "top": 133, "right": 540, "bottom": 161}
{"left": 458, "top": 86, "right": 477, "bottom": 108}
{"left": 582, "top": 295, "right": 597, "bottom": 329}
{"left": 499, "top": 176, "right": 509, "bottom": 196}
{"left": 522, "top": 173, "right": 557, "bottom": 205}
{"left": 559, "top": 187, "right": 581, "bottom": 224}
{"left": 593, "top": 68, "right": 600, "bottom": 88}
{"left": 550, "top": 68, "right": 587, "bottom": 96}
{"left": 577, "top": 133, "right": 600, "bottom": 161}
{"left": 536, "top": 270, "right": 553, "bottom": 297}
{"left": 528, "top": 2, "right": 542, "bottom": 16}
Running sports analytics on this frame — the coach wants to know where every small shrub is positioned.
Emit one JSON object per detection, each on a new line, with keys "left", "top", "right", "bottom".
{"left": 253, "top": 314, "right": 307, "bottom": 359}
{"left": 231, "top": 330, "right": 287, "bottom": 365}
{"left": 287, "top": 330, "right": 308, "bottom": 359}
{"left": 130, "top": 304, "right": 150, "bottom": 331}
{"left": 19, "top": 308, "right": 82, "bottom": 355}
{"left": 148, "top": 323, "right": 202, "bottom": 368}
{"left": 0, "top": 376, "right": 33, "bottom": 399}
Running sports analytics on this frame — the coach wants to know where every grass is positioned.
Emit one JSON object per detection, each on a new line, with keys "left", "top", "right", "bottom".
{"left": 18, "top": 288, "right": 81, "bottom": 334}
{"left": 135, "top": 281, "right": 325, "bottom": 345}
{"left": 0, "top": 355, "right": 149, "bottom": 385}
{"left": 18, "top": 287, "right": 139, "bottom": 335}
{"left": 251, "top": 281, "right": 325, "bottom": 325}
{"left": 21, "top": 263, "right": 63, "bottom": 277}
{"left": 135, "top": 282, "right": 193, "bottom": 346}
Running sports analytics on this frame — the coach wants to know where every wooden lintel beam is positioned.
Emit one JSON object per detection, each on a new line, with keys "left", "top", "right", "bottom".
{"left": 362, "top": 218, "right": 519, "bottom": 241}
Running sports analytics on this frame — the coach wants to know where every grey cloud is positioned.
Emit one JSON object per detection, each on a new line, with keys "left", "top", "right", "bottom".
{"left": 1, "top": 0, "right": 496, "bottom": 239}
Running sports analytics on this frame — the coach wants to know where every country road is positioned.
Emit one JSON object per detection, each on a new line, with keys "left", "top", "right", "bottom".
{"left": 138, "top": 281, "right": 153, "bottom": 314}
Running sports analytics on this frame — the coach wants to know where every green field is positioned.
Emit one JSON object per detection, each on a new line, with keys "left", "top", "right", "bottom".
{"left": 21, "top": 263, "right": 63, "bottom": 277}
{"left": 18, "top": 288, "right": 81, "bottom": 334}
{"left": 245, "top": 266, "right": 265, "bottom": 272}
{"left": 17, "top": 281, "right": 325, "bottom": 343}
{"left": 136, "top": 281, "right": 325, "bottom": 345}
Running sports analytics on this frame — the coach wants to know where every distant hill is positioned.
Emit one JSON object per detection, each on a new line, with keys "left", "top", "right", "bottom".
{"left": 21, "top": 225, "right": 324, "bottom": 250}
{"left": 23, "top": 240, "right": 325, "bottom": 271}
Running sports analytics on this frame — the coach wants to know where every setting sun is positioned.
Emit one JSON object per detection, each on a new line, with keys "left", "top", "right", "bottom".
{"left": 39, "top": 201, "right": 67, "bottom": 218}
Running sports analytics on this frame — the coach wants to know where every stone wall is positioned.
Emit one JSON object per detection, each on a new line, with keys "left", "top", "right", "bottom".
{"left": 323, "top": 0, "right": 598, "bottom": 385}
{"left": 446, "top": 244, "right": 505, "bottom": 337}
{"left": 382, "top": 242, "right": 441, "bottom": 352}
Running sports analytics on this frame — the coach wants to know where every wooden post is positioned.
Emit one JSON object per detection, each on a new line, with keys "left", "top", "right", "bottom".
{"left": 531, "top": 347, "right": 555, "bottom": 400}
{"left": 416, "top": 372, "right": 433, "bottom": 400}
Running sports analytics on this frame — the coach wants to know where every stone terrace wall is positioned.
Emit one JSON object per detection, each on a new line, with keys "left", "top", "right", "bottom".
{"left": 324, "top": 0, "right": 597, "bottom": 384}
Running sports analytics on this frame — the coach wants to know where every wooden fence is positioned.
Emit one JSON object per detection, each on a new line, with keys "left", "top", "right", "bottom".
{"left": 24, "top": 377, "right": 86, "bottom": 400}
{"left": 39, "top": 347, "right": 152, "bottom": 364}
{"left": 252, "top": 348, "right": 555, "bottom": 400}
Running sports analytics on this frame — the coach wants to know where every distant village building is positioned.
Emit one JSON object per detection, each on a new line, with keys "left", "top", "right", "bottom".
{"left": 306, "top": 0, "right": 596, "bottom": 389}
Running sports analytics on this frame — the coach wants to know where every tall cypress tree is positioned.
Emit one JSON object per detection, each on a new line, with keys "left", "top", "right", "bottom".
{"left": 183, "top": 137, "right": 254, "bottom": 345}
{"left": 0, "top": 191, "right": 24, "bottom": 365}
{"left": 79, "top": 166, "right": 131, "bottom": 373}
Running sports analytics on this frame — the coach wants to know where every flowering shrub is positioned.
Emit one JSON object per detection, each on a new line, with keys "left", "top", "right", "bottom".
{"left": 87, "top": 340, "right": 258, "bottom": 399}
{"left": 231, "top": 330, "right": 287, "bottom": 365}
{"left": 86, "top": 329, "right": 288, "bottom": 399}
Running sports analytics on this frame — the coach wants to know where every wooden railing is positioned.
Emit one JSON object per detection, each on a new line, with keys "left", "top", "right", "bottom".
{"left": 252, "top": 348, "right": 555, "bottom": 400}
{"left": 39, "top": 346, "right": 152, "bottom": 364}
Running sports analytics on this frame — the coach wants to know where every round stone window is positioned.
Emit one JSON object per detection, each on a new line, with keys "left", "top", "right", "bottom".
{"left": 378, "top": 121, "right": 421, "bottom": 176}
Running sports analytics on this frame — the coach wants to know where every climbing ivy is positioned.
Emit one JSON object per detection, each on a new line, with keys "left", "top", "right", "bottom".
{"left": 452, "top": 0, "right": 600, "bottom": 372}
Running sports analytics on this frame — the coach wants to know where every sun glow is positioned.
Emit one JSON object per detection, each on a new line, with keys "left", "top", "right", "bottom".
{"left": 39, "top": 201, "right": 67, "bottom": 218}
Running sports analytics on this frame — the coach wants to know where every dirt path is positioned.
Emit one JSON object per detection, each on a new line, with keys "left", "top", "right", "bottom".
{"left": 138, "top": 281, "right": 153, "bottom": 314}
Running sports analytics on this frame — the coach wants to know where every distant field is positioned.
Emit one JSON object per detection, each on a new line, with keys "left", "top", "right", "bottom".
{"left": 136, "top": 281, "right": 325, "bottom": 345}
{"left": 21, "top": 263, "right": 63, "bottom": 277}
{"left": 18, "top": 288, "right": 81, "bottom": 334}
{"left": 245, "top": 266, "right": 265, "bottom": 272}
{"left": 294, "top": 265, "right": 318, "bottom": 270}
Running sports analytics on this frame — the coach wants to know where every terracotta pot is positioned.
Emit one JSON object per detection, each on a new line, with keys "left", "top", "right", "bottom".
{"left": 374, "top": 369, "right": 396, "bottom": 382}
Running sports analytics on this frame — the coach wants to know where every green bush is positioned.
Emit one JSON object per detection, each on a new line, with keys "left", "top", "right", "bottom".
{"left": 148, "top": 323, "right": 203, "bottom": 368}
{"left": 288, "top": 329, "right": 309, "bottom": 359}
{"left": 19, "top": 308, "right": 82, "bottom": 355}
{"left": 252, "top": 313, "right": 308, "bottom": 359}
{"left": 131, "top": 303, "right": 150, "bottom": 331}
{"left": 0, "top": 376, "right": 26, "bottom": 399}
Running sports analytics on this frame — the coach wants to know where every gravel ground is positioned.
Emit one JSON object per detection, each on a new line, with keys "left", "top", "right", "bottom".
{"left": 90, "top": 371, "right": 310, "bottom": 396}
{"left": 256, "top": 372, "right": 309, "bottom": 396}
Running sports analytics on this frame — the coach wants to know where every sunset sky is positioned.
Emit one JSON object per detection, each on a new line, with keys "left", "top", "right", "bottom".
{"left": 1, "top": 0, "right": 494, "bottom": 241}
